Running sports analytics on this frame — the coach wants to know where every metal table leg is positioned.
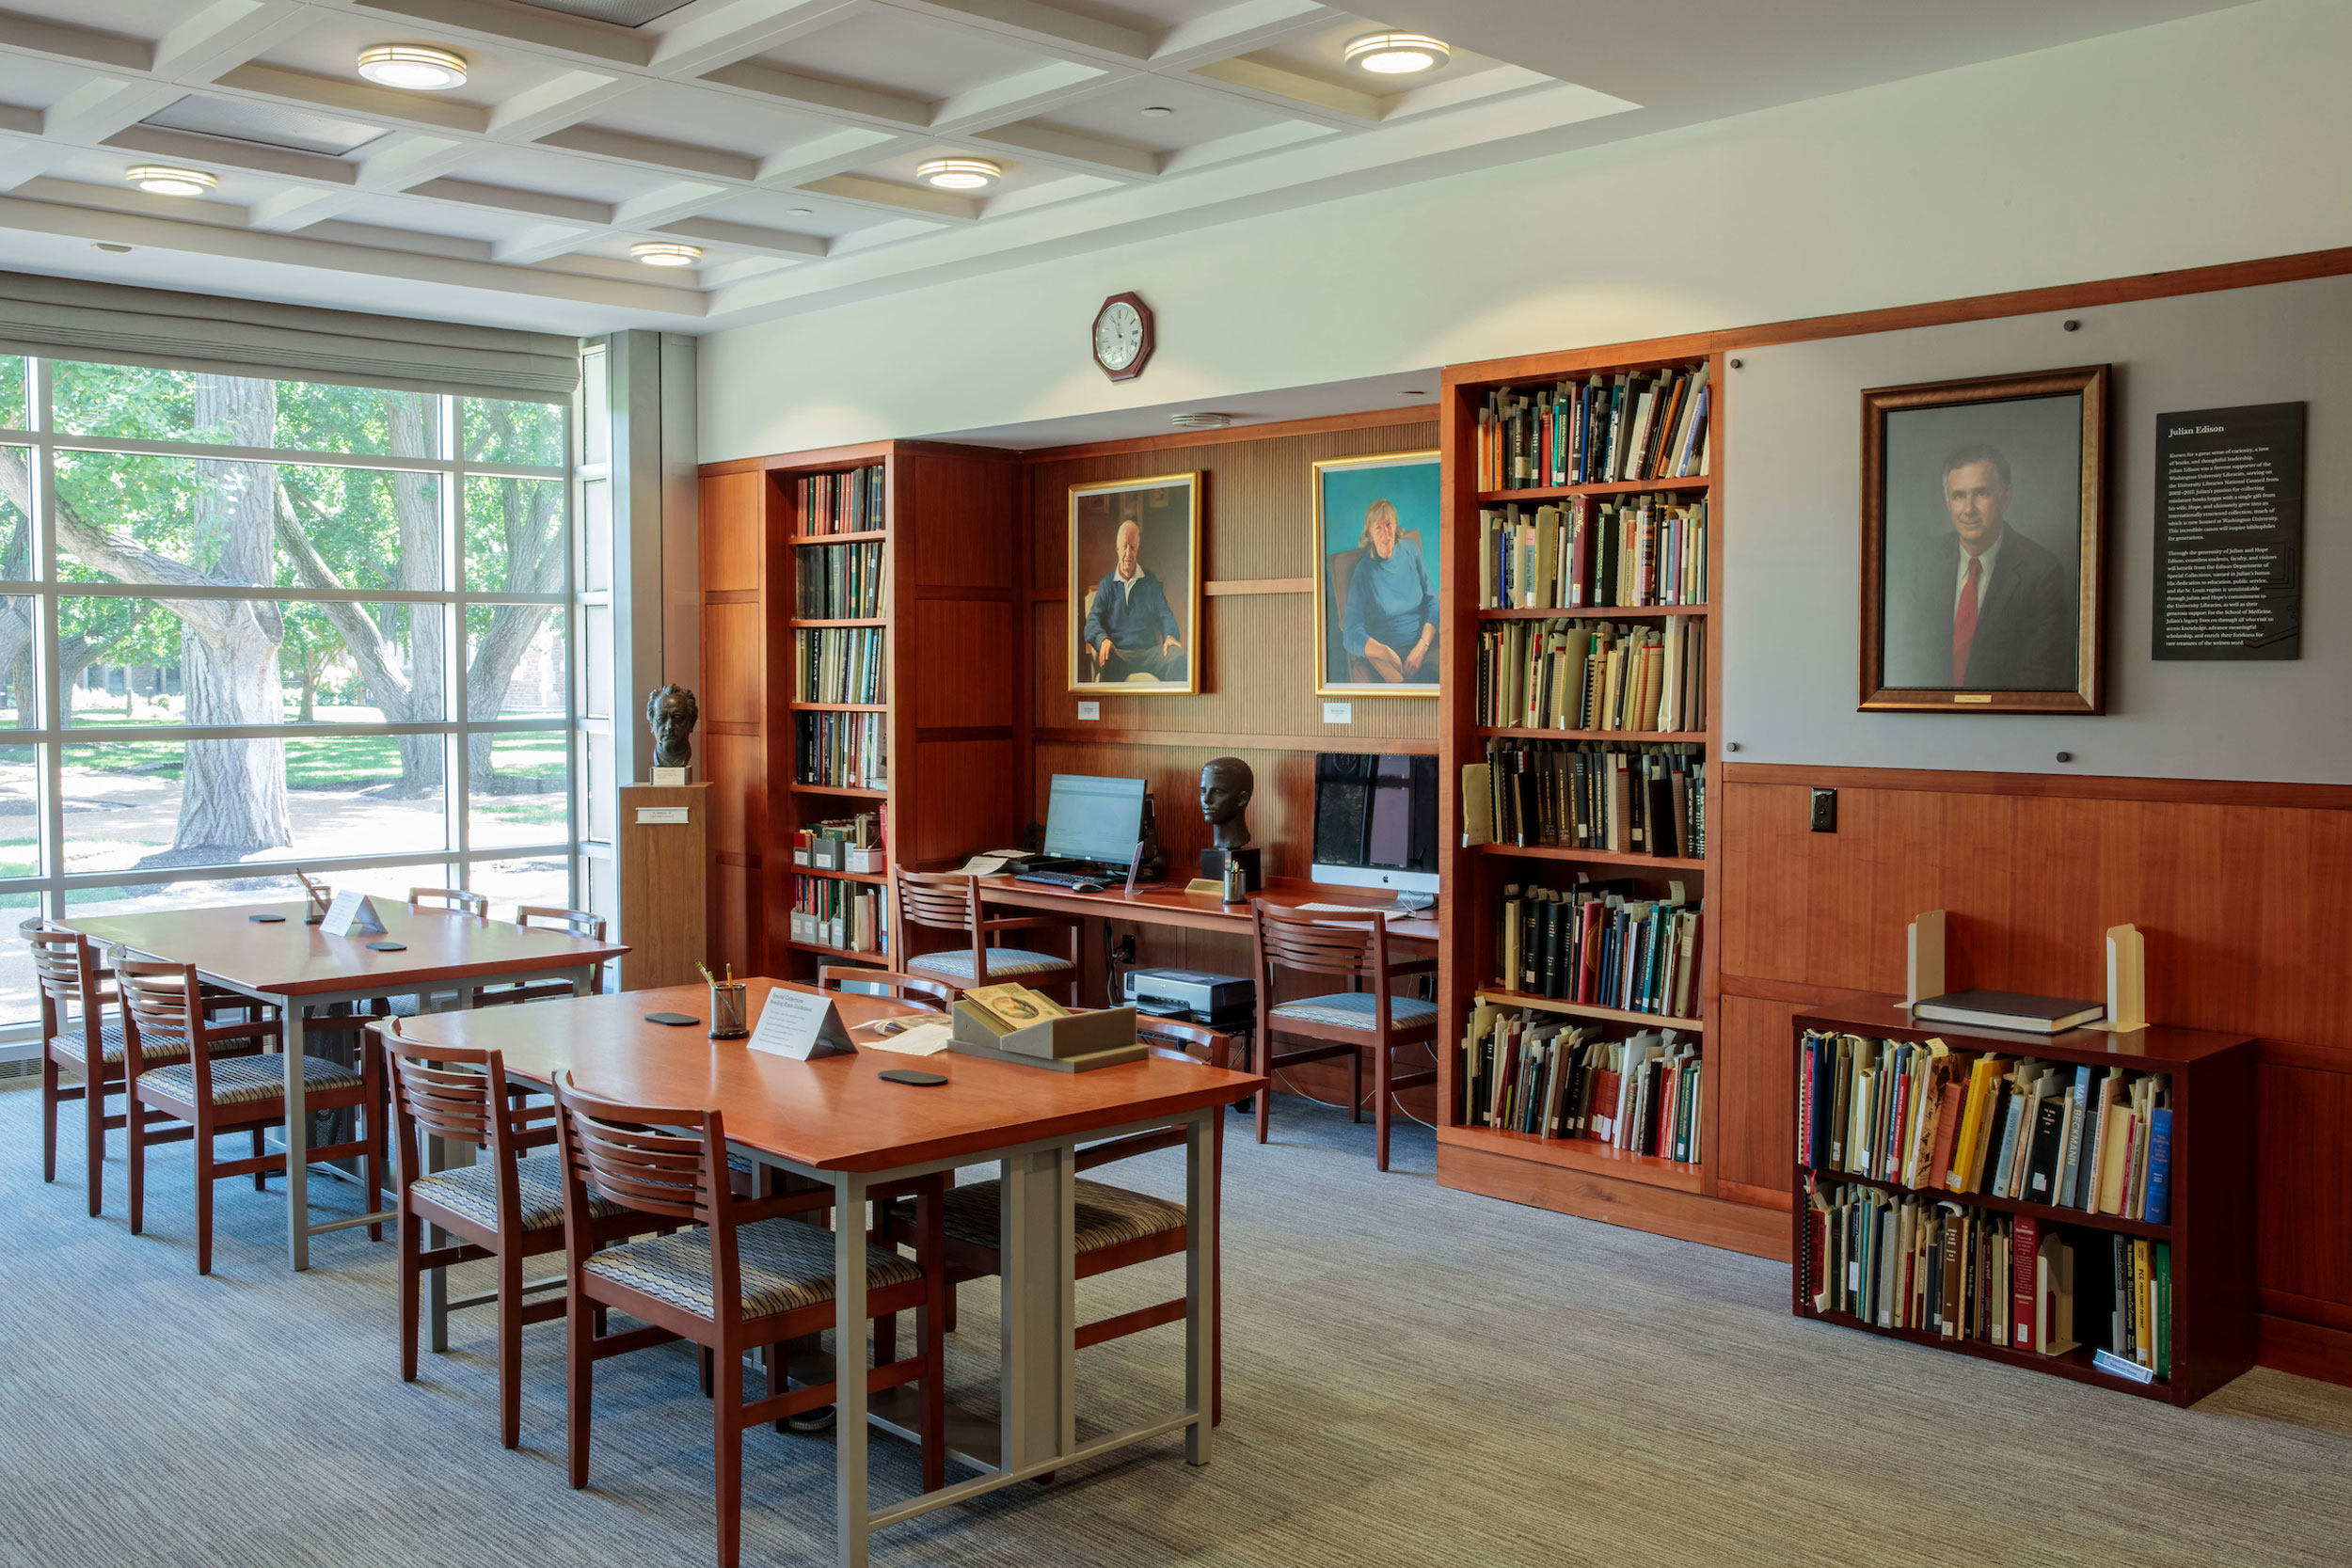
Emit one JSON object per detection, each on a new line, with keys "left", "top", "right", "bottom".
{"left": 1185, "top": 1108, "right": 1216, "bottom": 1465}
{"left": 833, "top": 1171, "right": 870, "bottom": 1568}
{"left": 998, "top": 1143, "right": 1077, "bottom": 1474}
{"left": 283, "top": 998, "right": 309, "bottom": 1271}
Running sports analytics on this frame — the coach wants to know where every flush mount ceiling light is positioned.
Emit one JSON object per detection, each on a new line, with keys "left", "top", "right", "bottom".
{"left": 357, "top": 44, "right": 469, "bottom": 90}
{"left": 1140, "top": 105, "right": 1174, "bottom": 117}
{"left": 629, "top": 242, "right": 702, "bottom": 267}
{"left": 916, "top": 157, "right": 1000, "bottom": 190}
{"left": 1343, "top": 31, "right": 1451, "bottom": 74}
{"left": 126, "top": 166, "right": 215, "bottom": 197}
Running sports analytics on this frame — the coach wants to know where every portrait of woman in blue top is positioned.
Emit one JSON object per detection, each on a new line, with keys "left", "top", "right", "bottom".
{"left": 1343, "top": 498, "right": 1438, "bottom": 684}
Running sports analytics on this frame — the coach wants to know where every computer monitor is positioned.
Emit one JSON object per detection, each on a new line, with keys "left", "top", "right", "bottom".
{"left": 1041, "top": 773, "right": 1148, "bottom": 867}
{"left": 1311, "top": 752, "right": 1439, "bottom": 896}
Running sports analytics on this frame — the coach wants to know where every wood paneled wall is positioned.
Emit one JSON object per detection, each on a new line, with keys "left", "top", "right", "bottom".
{"left": 1718, "top": 761, "right": 2352, "bottom": 1382}
{"left": 696, "top": 468, "right": 785, "bottom": 978}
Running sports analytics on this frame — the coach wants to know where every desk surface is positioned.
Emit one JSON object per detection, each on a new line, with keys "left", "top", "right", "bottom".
{"left": 63, "top": 901, "right": 628, "bottom": 996}
{"left": 389, "top": 979, "right": 1265, "bottom": 1174}
{"left": 976, "top": 873, "right": 1439, "bottom": 943}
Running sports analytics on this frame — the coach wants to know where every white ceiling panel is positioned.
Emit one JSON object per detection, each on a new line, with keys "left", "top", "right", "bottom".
{"left": 0, "top": 51, "right": 97, "bottom": 112}
{"left": 140, "top": 93, "right": 390, "bottom": 157}
{"left": 454, "top": 147, "right": 690, "bottom": 205}
{"left": 0, "top": 0, "right": 207, "bottom": 36}
{"left": 576, "top": 77, "right": 846, "bottom": 161}
{"left": 751, "top": 9, "right": 1058, "bottom": 105}
{"left": 1021, "top": 72, "right": 1290, "bottom": 156}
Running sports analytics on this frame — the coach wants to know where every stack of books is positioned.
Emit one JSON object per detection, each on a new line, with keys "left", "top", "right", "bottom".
{"left": 1477, "top": 496, "right": 1708, "bottom": 609}
{"left": 1493, "top": 880, "right": 1703, "bottom": 1018}
{"left": 798, "top": 465, "right": 884, "bottom": 534}
{"left": 794, "top": 540, "right": 886, "bottom": 618}
{"left": 792, "top": 812, "right": 883, "bottom": 874}
{"left": 1458, "top": 1005, "right": 1701, "bottom": 1164}
{"left": 1478, "top": 738, "right": 1705, "bottom": 858}
{"left": 1472, "top": 364, "right": 1711, "bottom": 491}
{"left": 797, "top": 626, "right": 886, "bottom": 704}
{"left": 790, "top": 874, "right": 887, "bottom": 955}
{"left": 794, "top": 711, "right": 886, "bottom": 790}
{"left": 1474, "top": 616, "right": 1705, "bottom": 733}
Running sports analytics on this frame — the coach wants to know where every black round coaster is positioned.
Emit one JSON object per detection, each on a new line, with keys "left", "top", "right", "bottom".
{"left": 879, "top": 1069, "right": 947, "bottom": 1086}
{"left": 249, "top": 913, "right": 286, "bottom": 923}
{"left": 367, "top": 942, "right": 407, "bottom": 952}
{"left": 644, "top": 1011, "right": 699, "bottom": 1026}
{"left": 304, "top": 915, "right": 325, "bottom": 925}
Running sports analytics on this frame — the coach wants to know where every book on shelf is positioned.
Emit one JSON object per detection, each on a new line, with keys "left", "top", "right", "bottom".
{"left": 1797, "top": 1031, "right": 2172, "bottom": 1222}
{"left": 1474, "top": 616, "right": 1705, "bottom": 735}
{"left": 789, "top": 873, "right": 888, "bottom": 956}
{"left": 1912, "top": 989, "right": 2106, "bottom": 1034}
{"left": 1459, "top": 999, "right": 1701, "bottom": 1163}
{"left": 1473, "top": 363, "right": 1711, "bottom": 491}
{"left": 797, "top": 626, "right": 887, "bottom": 705}
{"left": 1480, "top": 737, "right": 1705, "bottom": 859}
{"left": 794, "top": 711, "right": 887, "bottom": 790}
{"left": 794, "top": 539, "right": 887, "bottom": 619}
{"left": 792, "top": 811, "right": 883, "bottom": 871}
{"left": 1493, "top": 879, "right": 1703, "bottom": 1020}
{"left": 797, "top": 464, "right": 884, "bottom": 535}
{"left": 1476, "top": 495, "right": 1708, "bottom": 610}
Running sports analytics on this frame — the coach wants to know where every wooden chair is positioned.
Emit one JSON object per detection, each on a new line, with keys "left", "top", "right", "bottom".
{"left": 409, "top": 887, "right": 489, "bottom": 919}
{"left": 893, "top": 868, "right": 1080, "bottom": 1004}
{"left": 815, "top": 965, "right": 954, "bottom": 1011}
{"left": 877, "top": 1015, "right": 1230, "bottom": 1425}
{"left": 377, "top": 1020, "right": 649, "bottom": 1449}
{"left": 119, "top": 955, "right": 381, "bottom": 1274}
{"left": 554, "top": 1076, "right": 949, "bottom": 1568}
{"left": 1250, "top": 904, "right": 1438, "bottom": 1173}
{"left": 476, "top": 906, "right": 608, "bottom": 1006}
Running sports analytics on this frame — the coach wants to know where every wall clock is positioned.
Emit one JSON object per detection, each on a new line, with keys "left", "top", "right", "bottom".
{"left": 1091, "top": 292, "right": 1153, "bottom": 382}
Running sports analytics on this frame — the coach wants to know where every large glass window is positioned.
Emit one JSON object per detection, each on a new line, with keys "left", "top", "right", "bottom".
{"left": 0, "top": 358, "right": 575, "bottom": 1029}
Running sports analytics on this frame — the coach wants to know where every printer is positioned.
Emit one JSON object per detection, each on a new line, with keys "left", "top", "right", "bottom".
{"left": 1125, "top": 966, "right": 1254, "bottom": 1020}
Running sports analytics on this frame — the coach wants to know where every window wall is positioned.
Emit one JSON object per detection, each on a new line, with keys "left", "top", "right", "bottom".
{"left": 0, "top": 354, "right": 576, "bottom": 1028}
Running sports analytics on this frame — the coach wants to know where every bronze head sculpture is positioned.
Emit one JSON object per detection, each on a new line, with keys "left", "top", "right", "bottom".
{"left": 1199, "top": 756, "right": 1253, "bottom": 850}
{"left": 645, "top": 684, "right": 699, "bottom": 770}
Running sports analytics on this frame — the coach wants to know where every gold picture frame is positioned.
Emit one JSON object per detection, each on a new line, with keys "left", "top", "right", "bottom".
{"left": 1068, "top": 471, "right": 1201, "bottom": 696}
{"left": 1312, "top": 450, "right": 1442, "bottom": 698}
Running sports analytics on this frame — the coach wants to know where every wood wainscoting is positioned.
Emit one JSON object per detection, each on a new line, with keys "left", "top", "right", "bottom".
{"left": 1717, "top": 761, "right": 2352, "bottom": 1386}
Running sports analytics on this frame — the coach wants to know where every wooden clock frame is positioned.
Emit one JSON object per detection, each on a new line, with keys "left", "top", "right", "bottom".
{"left": 1092, "top": 292, "right": 1154, "bottom": 382}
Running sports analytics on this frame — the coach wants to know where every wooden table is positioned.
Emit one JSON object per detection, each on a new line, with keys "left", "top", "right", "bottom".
{"left": 391, "top": 978, "right": 1265, "bottom": 1568}
{"left": 61, "top": 900, "right": 626, "bottom": 1270}
{"left": 975, "top": 872, "right": 1439, "bottom": 944}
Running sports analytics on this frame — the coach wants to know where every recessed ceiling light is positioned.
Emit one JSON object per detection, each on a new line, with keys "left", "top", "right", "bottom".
{"left": 916, "top": 157, "right": 1001, "bottom": 191}
{"left": 357, "top": 44, "right": 469, "bottom": 91}
{"left": 629, "top": 242, "right": 702, "bottom": 267}
{"left": 1343, "top": 31, "right": 1451, "bottom": 74}
{"left": 1140, "top": 105, "right": 1174, "bottom": 117}
{"left": 126, "top": 166, "right": 215, "bottom": 197}
{"left": 92, "top": 243, "right": 132, "bottom": 254}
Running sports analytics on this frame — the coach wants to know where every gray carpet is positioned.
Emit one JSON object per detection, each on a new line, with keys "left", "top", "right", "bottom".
{"left": 3, "top": 1085, "right": 2348, "bottom": 1568}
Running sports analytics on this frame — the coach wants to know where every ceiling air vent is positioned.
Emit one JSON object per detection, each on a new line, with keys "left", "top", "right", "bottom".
{"left": 1170, "top": 413, "right": 1233, "bottom": 430}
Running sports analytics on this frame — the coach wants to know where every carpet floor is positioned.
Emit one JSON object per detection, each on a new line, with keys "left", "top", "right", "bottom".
{"left": 2, "top": 1085, "right": 2346, "bottom": 1568}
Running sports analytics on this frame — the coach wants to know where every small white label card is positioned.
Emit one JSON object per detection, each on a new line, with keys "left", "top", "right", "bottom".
{"left": 747, "top": 988, "right": 858, "bottom": 1060}
{"left": 650, "top": 766, "right": 689, "bottom": 786}
{"left": 1322, "top": 701, "right": 1354, "bottom": 724}
{"left": 1076, "top": 701, "right": 1100, "bottom": 721}
{"left": 321, "top": 889, "right": 387, "bottom": 937}
{"left": 635, "top": 806, "right": 690, "bottom": 825}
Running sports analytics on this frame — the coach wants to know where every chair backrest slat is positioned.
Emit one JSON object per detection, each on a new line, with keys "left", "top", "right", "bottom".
{"left": 554, "top": 1076, "right": 720, "bottom": 1225}
{"left": 27, "top": 927, "right": 101, "bottom": 1011}
{"left": 817, "top": 965, "right": 952, "bottom": 1011}
{"left": 1254, "top": 903, "right": 1385, "bottom": 979}
{"left": 410, "top": 887, "right": 488, "bottom": 920}
{"left": 517, "top": 905, "right": 604, "bottom": 941}
{"left": 892, "top": 870, "right": 978, "bottom": 938}
{"left": 117, "top": 955, "right": 201, "bottom": 1078}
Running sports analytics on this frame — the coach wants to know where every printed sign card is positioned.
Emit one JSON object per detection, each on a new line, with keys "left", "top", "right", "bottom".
{"left": 321, "top": 889, "right": 388, "bottom": 937}
{"left": 746, "top": 988, "right": 858, "bottom": 1060}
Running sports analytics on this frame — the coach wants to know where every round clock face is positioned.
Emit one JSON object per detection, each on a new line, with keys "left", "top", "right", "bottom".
{"left": 1094, "top": 301, "right": 1144, "bottom": 372}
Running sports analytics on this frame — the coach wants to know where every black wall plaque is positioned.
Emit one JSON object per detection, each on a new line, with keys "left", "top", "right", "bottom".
{"left": 2153, "top": 402, "right": 2304, "bottom": 660}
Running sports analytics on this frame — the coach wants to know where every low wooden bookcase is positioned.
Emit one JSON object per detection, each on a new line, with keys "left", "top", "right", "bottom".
{"left": 1790, "top": 1001, "right": 2256, "bottom": 1406}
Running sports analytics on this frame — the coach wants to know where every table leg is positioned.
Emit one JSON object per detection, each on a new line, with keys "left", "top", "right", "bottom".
{"left": 1185, "top": 1110, "right": 1216, "bottom": 1466}
{"left": 282, "top": 1001, "right": 310, "bottom": 1270}
{"left": 834, "top": 1171, "right": 869, "bottom": 1568}
{"left": 572, "top": 963, "right": 593, "bottom": 997}
{"left": 427, "top": 977, "right": 480, "bottom": 1352}
{"left": 998, "top": 1145, "right": 1076, "bottom": 1475}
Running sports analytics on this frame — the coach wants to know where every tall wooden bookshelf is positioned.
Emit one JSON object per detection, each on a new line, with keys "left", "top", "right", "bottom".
{"left": 696, "top": 439, "right": 1025, "bottom": 980}
{"left": 1434, "top": 343, "right": 1778, "bottom": 1256}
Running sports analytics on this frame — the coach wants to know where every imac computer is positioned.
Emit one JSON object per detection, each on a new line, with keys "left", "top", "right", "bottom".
{"left": 1038, "top": 772, "right": 1148, "bottom": 873}
{"left": 1311, "top": 752, "right": 1438, "bottom": 906}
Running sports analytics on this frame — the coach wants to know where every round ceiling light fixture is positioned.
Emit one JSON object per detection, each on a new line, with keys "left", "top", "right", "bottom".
{"left": 126, "top": 166, "right": 216, "bottom": 197}
{"left": 358, "top": 44, "right": 469, "bottom": 90}
{"left": 629, "top": 241, "right": 702, "bottom": 267}
{"left": 916, "top": 157, "right": 1001, "bottom": 191}
{"left": 1343, "top": 31, "right": 1451, "bottom": 74}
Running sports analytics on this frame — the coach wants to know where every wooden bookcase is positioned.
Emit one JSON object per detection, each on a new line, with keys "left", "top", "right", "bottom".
{"left": 696, "top": 440, "right": 1025, "bottom": 979}
{"left": 1789, "top": 1001, "right": 2257, "bottom": 1405}
{"left": 1433, "top": 345, "right": 1781, "bottom": 1258}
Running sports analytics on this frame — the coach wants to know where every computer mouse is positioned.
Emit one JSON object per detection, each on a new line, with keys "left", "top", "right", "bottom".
{"left": 1073, "top": 879, "right": 1106, "bottom": 894}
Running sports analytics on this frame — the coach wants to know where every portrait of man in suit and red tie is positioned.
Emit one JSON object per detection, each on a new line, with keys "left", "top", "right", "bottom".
{"left": 1862, "top": 366, "right": 2107, "bottom": 715}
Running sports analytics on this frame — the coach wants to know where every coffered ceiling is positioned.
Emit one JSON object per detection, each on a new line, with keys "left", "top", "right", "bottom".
{"left": 0, "top": 0, "right": 2252, "bottom": 336}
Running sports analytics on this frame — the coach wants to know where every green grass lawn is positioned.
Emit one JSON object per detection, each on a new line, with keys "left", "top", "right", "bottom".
{"left": 61, "top": 727, "right": 565, "bottom": 790}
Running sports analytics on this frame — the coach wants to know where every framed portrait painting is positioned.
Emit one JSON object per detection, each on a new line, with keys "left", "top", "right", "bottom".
{"left": 1069, "top": 471, "right": 1201, "bottom": 696}
{"left": 1312, "top": 451, "right": 1441, "bottom": 697}
{"left": 1860, "top": 364, "right": 2107, "bottom": 714}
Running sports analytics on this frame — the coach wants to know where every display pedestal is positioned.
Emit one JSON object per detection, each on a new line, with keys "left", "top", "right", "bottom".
{"left": 1199, "top": 846, "right": 1262, "bottom": 894}
{"left": 619, "top": 782, "right": 708, "bottom": 990}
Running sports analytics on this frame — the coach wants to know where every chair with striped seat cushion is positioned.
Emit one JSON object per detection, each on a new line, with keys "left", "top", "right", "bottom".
{"left": 893, "top": 1177, "right": 1184, "bottom": 1254}
{"left": 1252, "top": 904, "right": 1438, "bottom": 1173}
{"left": 555, "top": 1076, "right": 952, "bottom": 1568}
{"left": 379, "top": 1022, "right": 660, "bottom": 1449}
{"left": 121, "top": 956, "right": 374, "bottom": 1276}
{"left": 893, "top": 867, "right": 1080, "bottom": 1004}
{"left": 29, "top": 925, "right": 132, "bottom": 1216}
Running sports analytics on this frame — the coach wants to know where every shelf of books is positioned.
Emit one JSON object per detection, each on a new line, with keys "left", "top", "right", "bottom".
{"left": 1436, "top": 345, "right": 1771, "bottom": 1253}
{"left": 1790, "top": 1002, "right": 2257, "bottom": 1406}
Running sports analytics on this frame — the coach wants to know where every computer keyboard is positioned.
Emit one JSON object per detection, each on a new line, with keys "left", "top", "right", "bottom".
{"left": 1015, "top": 868, "right": 1110, "bottom": 891}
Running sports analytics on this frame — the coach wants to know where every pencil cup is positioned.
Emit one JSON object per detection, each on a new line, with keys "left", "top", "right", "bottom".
{"left": 305, "top": 886, "right": 333, "bottom": 923}
{"left": 708, "top": 981, "right": 748, "bottom": 1040}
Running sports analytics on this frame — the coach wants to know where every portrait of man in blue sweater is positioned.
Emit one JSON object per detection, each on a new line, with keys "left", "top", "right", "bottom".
{"left": 1081, "top": 518, "right": 1189, "bottom": 684}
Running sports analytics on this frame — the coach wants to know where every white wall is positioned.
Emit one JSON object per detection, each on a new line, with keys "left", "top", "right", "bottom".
{"left": 1725, "top": 274, "right": 2351, "bottom": 784}
{"left": 698, "top": 0, "right": 2352, "bottom": 463}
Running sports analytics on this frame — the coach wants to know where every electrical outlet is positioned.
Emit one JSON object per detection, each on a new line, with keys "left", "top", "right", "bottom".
{"left": 1116, "top": 935, "right": 1136, "bottom": 963}
{"left": 1810, "top": 787, "right": 1837, "bottom": 832}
